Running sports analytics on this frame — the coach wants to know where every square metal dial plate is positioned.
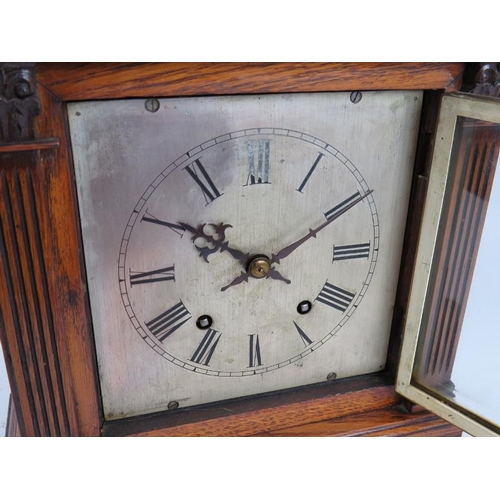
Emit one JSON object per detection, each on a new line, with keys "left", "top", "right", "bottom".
{"left": 69, "top": 91, "right": 422, "bottom": 420}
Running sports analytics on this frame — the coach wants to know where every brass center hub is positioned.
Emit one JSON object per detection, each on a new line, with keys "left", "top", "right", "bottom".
{"left": 248, "top": 256, "right": 271, "bottom": 279}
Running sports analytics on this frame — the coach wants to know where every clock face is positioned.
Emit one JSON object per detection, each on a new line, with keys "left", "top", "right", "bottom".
{"left": 69, "top": 92, "right": 422, "bottom": 419}
{"left": 120, "top": 128, "right": 378, "bottom": 376}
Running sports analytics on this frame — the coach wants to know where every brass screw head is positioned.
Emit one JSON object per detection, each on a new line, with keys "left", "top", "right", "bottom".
{"left": 248, "top": 256, "right": 271, "bottom": 279}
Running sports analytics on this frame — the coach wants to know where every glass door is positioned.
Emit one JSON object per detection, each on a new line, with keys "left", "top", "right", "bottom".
{"left": 397, "top": 93, "right": 500, "bottom": 436}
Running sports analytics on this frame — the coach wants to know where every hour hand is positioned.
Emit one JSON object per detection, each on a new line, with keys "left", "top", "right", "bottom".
{"left": 219, "top": 241, "right": 250, "bottom": 267}
{"left": 178, "top": 222, "right": 249, "bottom": 266}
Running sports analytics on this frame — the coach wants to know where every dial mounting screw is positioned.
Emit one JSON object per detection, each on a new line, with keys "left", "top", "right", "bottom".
{"left": 168, "top": 401, "right": 179, "bottom": 410}
{"left": 326, "top": 372, "right": 337, "bottom": 382}
{"left": 350, "top": 91, "right": 362, "bottom": 104}
{"left": 145, "top": 98, "right": 160, "bottom": 113}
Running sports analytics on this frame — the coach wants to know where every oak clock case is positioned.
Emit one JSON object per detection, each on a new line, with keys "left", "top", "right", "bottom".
{"left": 68, "top": 92, "right": 422, "bottom": 420}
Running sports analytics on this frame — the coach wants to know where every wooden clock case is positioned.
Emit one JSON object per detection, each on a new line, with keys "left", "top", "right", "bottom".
{"left": 0, "top": 62, "right": 468, "bottom": 437}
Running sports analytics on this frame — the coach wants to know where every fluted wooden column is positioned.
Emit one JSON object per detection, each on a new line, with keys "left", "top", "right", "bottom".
{"left": 0, "top": 63, "right": 101, "bottom": 436}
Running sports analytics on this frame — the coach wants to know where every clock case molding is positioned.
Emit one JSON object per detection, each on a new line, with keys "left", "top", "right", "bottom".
{"left": 0, "top": 62, "right": 474, "bottom": 437}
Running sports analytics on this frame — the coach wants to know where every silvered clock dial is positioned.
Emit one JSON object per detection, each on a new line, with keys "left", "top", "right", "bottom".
{"left": 69, "top": 92, "right": 422, "bottom": 419}
{"left": 120, "top": 128, "right": 378, "bottom": 376}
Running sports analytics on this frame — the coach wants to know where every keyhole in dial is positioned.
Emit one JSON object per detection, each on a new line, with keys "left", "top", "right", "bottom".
{"left": 297, "top": 300, "right": 312, "bottom": 315}
{"left": 196, "top": 315, "right": 213, "bottom": 329}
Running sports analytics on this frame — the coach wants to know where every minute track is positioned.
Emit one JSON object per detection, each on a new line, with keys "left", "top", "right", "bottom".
{"left": 120, "top": 127, "right": 380, "bottom": 377}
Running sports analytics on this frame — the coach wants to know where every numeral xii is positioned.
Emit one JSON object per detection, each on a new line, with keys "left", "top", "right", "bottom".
{"left": 246, "top": 139, "right": 271, "bottom": 185}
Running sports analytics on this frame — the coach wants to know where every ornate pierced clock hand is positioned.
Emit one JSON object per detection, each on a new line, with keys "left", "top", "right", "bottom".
{"left": 178, "top": 222, "right": 249, "bottom": 266}
{"left": 271, "top": 190, "right": 373, "bottom": 265}
{"left": 179, "top": 222, "right": 292, "bottom": 289}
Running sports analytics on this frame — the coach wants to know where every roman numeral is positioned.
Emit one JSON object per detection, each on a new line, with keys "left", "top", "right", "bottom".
{"left": 141, "top": 210, "right": 186, "bottom": 237}
{"left": 245, "top": 139, "right": 271, "bottom": 185}
{"left": 316, "top": 282, "right": 355, "bottom": 312}
{"left": 190, "top": 329, "right": 222, "bottom": 366}
{"left": 248, "top": 334, "right": 262, "bottom": 368}
{"left": 145, "top": 301, "right": 191, "bottom": 342}
{"left": 324, "top": 192, "right": 362, "bottom": 221}
{"left": 184, "top": 159, "right": 222, "bottom": 204}
{"left": 130, "top": 265, "right": 175, "bottom": 286}
{"left": 333, "top": 242, "right": 370, "bottom": 261}
{"left": 297, "top": 152, "right": 324, "bottom": 193}
{"left": 293, "top": 321, "right": 313, "bottom": 347}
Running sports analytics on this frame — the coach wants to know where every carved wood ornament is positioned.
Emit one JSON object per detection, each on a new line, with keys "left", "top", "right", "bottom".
{"left": 0, "top": 63, "right": 40, "bottom": 143}
{"left": 472, "top": 63, "right": 500, "bottom": 97}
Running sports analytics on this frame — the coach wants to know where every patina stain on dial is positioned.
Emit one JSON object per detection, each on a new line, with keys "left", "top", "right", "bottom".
{"left": 119, "top": 128, "right": 379, "bottom": 376}
{"left": 70, "top": 92, "right": 422, "bottom": 418}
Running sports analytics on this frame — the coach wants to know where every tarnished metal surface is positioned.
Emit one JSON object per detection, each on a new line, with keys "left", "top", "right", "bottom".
{"left": 69, "top": 92, "right": 421, "bottom": 419}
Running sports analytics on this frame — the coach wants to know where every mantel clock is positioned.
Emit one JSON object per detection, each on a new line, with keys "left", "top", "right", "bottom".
{"left": 1, "top": 63, "right": 498, "bottom": 437}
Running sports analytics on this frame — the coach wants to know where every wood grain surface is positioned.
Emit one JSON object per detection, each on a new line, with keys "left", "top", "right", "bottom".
{"left": 36, "top": 63, "right": 465, "bottom": 101}
{"left": 108, "top": 379, "right": 399, "bottom": 436}
{"left": 259, "top": 406, "right": 461, "bottom": 437}
{"left": 0, "top": 82, "right": 102, "bottom": 436}
{"left": 32, "top": 83, "right": 103, "bottom": 435}
{"left": 102, "top": 374, "right": 459, "bottom": 437}
{"left": 0, "top": 138, "right": 59, "bottom": 154}
{"left": 5, "top": 396, "right": 21, "bottom": 436}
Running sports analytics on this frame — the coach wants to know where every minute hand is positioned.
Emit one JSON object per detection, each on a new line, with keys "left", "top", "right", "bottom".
{"left": 270, "top": 190, "right": 373, "bottom": 265}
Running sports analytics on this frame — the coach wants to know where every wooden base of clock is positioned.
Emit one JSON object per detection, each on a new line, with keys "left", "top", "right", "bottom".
{"left": 0, "top": 62, "right": 466, "bottom": 437}
{"left": 101, "top": 374, "right": 460, "bottom": 437}
{"left": 5, "top": 374, "right": 460, "bottom": 437}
